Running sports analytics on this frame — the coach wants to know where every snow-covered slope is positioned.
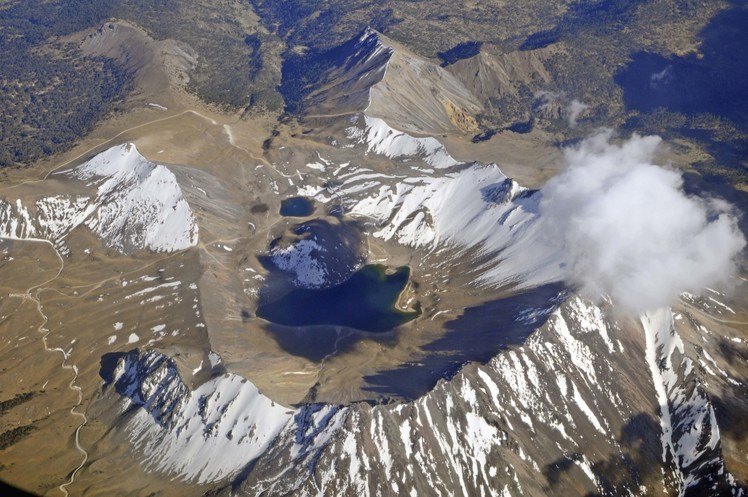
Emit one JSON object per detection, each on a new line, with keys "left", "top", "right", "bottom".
{"left": 642, "top": 309, "right": 734, "bottom": 495}
{"left": 79, "top": 120, "right": 747, "bottom": 496}
{"left": 36, "top": 94, "right": 738, "bottom": 497}
{"left": 346, "top": 115, "right": 459, "bottom": 169}
{"left": 0, "top": 143, "right": 198, "bottom": 254}
{"left": 269, "top": 238, "right": 330, "bottom": 288}
{"left": 308, "top": 115, "right": 564, "bottom": 289}
{"left": 107, "top": 350, "right": 293, "bottom": 484}
{"left": 105, "top": 298, "right": 743, "bottom": 496}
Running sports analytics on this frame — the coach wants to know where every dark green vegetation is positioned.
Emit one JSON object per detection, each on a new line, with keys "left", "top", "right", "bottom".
{"left": 248, "top": 0, "right": 403, "bottom": 52}
{"left": 110, "top": 0, "right": 282, "bottom": 112}
{"left": 0, "top": 424, "right": 37, "bottom": 451}
{"left": 0, "top": 392, "right": 35, "bottom": 416}
{"left": 257, "top": 265, "right": 419, "bottom": 333}
{"left": 0, "top": 392, "right": 37, "bottom": 450}
{"left": 616, "top": 2, "right": 748, "bottom": 185}
{"left": 519, "top": 0, "right": 649, "bottom": 51}
{"left": 0, "top": 0, "right": 280, "bottom": 167}
{"left": 0, "top": 0, "right": 131, "bottom": 167}
{"left": 1, "top": 0, "right": 745, "bottom": 203}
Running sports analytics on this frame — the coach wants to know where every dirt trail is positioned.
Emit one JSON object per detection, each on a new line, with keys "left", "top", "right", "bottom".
{"left": 7, "top": 238, "right": 87, "bottom": 497}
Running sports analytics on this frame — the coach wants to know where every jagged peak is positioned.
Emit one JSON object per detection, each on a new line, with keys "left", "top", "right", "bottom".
{"left": 354, "top": 26, "right": 382, "bottom": 45}
{"left": 349, "top": 26, "right": 418, "bottom": 62}
{"left": 304, "top": 28, "right": 481, "bottom": 135}
{"left": 347, "top": 26, "right": 394, "bottom": 66}
{"left": 0, "top": 143, "right": 198, "bottom": 254}
{"left": 104, "top": 349, "right": 294, "bottom": 484}
{"left": 352, "top": 26, "right": 401, "bottom": 49}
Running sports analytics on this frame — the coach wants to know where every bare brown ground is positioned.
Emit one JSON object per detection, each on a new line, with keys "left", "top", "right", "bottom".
{"left": 1, "top": 20, "right": 741, "bottom": 494}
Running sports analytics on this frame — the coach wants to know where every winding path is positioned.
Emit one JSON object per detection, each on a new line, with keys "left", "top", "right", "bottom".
{"left": 4, "top": 109, "right": 222, "bottom": 192}
{"left": 681, "top": 301, "right": 748, "bottom": 327}
{"left": 6, "top": 238, "right": 88, "bottom": 497}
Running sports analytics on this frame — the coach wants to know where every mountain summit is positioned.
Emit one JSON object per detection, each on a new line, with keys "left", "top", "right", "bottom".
{"left": 303, "top": 28, "right": 482, "bottom": 135}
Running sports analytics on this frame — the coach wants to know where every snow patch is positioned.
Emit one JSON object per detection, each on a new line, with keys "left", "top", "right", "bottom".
{"left": 0, "top": 144, "right": 198, "bottom": 255}
{"left": 73, "top": 144, "right": 198, "bottom": 253}
{"left": 111, "top": 351, "right": 293, "bottom": 484}
{"left": 269, "top": 239, "right": 328, "bottom": 288}
{"left": 346, "top": 115, "right": 458, "bottom": 169}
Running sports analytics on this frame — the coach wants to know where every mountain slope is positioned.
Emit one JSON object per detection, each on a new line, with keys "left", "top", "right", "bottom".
{"left": 0, "top": 3, "right": 745, "bottom": 497}
{"left": 97, "top": 295, "right": 744, "bottom": 496}
{"left": 304, "top": 28, "right": 482, "bottom": 135}
{"left": 0, "top": 143, "right": 198, "bottom": 254}
{"left": 68, "top": 124, "right": 746, "bottom": 496}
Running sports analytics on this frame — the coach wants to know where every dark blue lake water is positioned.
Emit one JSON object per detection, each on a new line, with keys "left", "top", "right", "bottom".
{"left": 257, "top": 265, "right": 420, "bottom": 333}
{"left": 280, "top": 197, "right": 315, "bottom": 217}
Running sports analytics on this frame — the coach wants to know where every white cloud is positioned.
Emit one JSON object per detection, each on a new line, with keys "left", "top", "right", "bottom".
{"left": 650, "top": 66, "right": 672, "bottom": 88}
{"left": 533, "top": 92, "right": 589, "bottom": 128}
{"left": 566, "top": 99, "right": 589, "bottom": 128}
{"left": 538, "top": 130, "right": 746, "bottom": 312}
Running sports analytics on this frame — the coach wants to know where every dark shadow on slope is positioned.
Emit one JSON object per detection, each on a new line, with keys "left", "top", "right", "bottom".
{"left": 716, "top": 335, "right": 748, "bottom": 370}
{"left": 544, "top": 410, "right": 743, "bottom": 496}
{"left": 362, "top": 282, "right": 567, "bottom": 400}
{"left": 437, "top": 41, "right": 482, "bottom": 67}
{"left": 261, "top": 324, "right": 366, "bottom": 362}
{"left": 711, "top": 392, "right": 748, "bottom": 445}
{"left": 99, "top": 351, "right": 127, "bottom": 386}
{"left": 471, "top": 129, "right": 497, "bottom": 143}
{"left": 544, "top": 456, "right": 576, "bottom": 486}
{"left": 0, "top": 480, "right": 40, "bottom": 497}
{"left": 505, "top": 116, "right": 534, "bottom": 134}
{"left": 711, "top": 390, "right": 748, "bottom": 490}
{"left": 544, "top": 413, "right": 662, "bottom": 495}
{"left": 278, "top": 27, "right": 388, "bottom": 114}
{"left": 616, "top": 2, "right": 748, "bottom": 177}
{"left": 519, "top": 0, "right": 649, "bottom": 51}
{"left": 615, "top": 3, "right": 748, "bottom": 125}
